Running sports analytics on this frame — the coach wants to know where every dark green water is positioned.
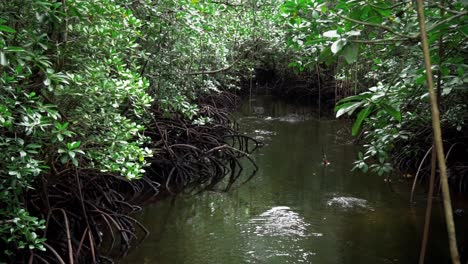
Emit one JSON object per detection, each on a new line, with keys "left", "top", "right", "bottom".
{"left": 123, "top": 96, "right": 455, "bottom": 264}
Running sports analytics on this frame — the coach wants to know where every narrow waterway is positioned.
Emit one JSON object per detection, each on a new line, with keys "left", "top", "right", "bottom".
{"left": 123, "top": 96, "right": 452, "bottom": 264}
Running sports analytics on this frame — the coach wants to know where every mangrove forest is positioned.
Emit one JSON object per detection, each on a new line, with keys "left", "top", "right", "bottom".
{"left": 0, "top": 0, "right": 467, "bottom": 263}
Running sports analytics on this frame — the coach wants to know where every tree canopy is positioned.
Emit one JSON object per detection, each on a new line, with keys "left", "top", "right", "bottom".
{"left": 1, "top": 0, "right": 467, "bottom": 262}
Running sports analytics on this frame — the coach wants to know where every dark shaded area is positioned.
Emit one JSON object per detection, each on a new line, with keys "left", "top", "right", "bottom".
{"left": 239, "top": 57, "right": 351, "bottom": 108}
{"left": 393, "top": 121, "right": 468, "bottom": 194}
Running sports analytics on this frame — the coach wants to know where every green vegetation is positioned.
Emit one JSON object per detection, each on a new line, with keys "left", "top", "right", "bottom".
{"left": 1, "top": 0, "right": 150, "bottom": 257}
{"left": 279, "top": 1, "right": 466, "bottom": 262}
{"left": 281, "top": 0, "right": 467, "bottom": 178}
{"left": 0, "top": 0, "right": 269, "bottom": 261}
{"left": 1, "top": 0, "right": 467, "bottom": 262}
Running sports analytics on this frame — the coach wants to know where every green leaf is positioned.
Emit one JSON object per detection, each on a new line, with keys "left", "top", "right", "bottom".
{"left": 381, "top": 103, "right": 401, "bottom": 122}
{"left": 336, "top": 93, "right": 371, "bottom": 104}
{"left": 60, "top": 155, "right": 68, "bottom": 164}
{"left": 5, "top": 46, "right": 25, "bottom": 52}
{"left": 69, "top": 141, "right": 81, "bottom": 149}
{"left": 26, "top": 144, "right": 42, "bottom": 149}
{"left": 0, "top": 25, "right": 16, "bottom": 33}
{"left": 342, "top": 43, "right": 359, "bottom": 64}
{"left": 0, "top": 51, "right": 7, "bottom": 66}
{"left": 352, "top": 106, "right": 373, "bottom": 136}
{"left": 331, "top": 39, "right": 346, "bottom": 54}
{"left": 323, "top": 30, "right": 339, "bottom": 38}
{"left": 318, "top": 46, "right": 335, "bottom": 64}
{"left": 335, "top": 101, "right": 364, "bottom": 117}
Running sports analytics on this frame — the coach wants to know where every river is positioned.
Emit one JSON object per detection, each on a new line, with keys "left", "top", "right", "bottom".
{"left": 123, "top": 96, "right": 454, "bottom": 264}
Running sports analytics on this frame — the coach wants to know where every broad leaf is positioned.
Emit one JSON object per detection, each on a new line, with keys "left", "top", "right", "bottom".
{"left": 0, "top": 52, "right": 7, "bottom": 66}
{"left": 381, "top": 103, "right": 401, "bottom": 122}
{"left": 335, "top": 101, "right": 364, "bottom": 118}
{"left": 0, "top": 25, "right": 16, "bottom": 33}
{"left": 331, "top": 39, "right": 346, "bottom": 54}
{"left": 352, "top": 106, "right": 373, "bottom": 136}
{"left": 342, "top": 43, "right": 359, "bottom": 64}
{"left": 323, "top": 30, "right": 340, "bottom": 38}
{"left": 336, "top": 93, "right": 371, "bottom": 104}
{"left": 5, "top": 46, "right": 25, "bottom": 52}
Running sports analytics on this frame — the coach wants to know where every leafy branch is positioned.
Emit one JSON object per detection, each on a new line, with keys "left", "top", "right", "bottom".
{"left": 334, "top": 12, "right": 412, "bottom": 39}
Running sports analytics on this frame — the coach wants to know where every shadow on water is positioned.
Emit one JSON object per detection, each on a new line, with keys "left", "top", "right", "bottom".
{"left": 123, "top": 96, "right": 455, "bottom": 264}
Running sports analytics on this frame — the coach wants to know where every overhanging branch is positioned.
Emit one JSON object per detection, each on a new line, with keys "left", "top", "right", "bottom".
{"left": 335, "top": 13, "right": 412, "bottom": 39}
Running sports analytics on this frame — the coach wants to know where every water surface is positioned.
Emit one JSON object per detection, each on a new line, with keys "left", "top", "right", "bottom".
{"left": 123, "top": 96, "right": 454, "bottom": 264}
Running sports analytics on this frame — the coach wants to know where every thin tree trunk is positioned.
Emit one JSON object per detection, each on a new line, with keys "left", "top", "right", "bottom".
{"left": 418, "top": 2, "right": 446, "bottom": 263}
{"left": 415, "top": 0, "right": 460, "bottom": 263}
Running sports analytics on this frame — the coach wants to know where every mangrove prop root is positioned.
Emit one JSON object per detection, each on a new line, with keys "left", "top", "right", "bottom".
{"left": 22, "top": 169, "right": 156, "bottom": 263}
{"left": 410, "top": 146, "right": 433, "bottom": 203}
{"left": 17, "top": 92, "right": 260, "bottom": 263}
{"left": 144, "top": 93, "right": 261, "bottom": 194}
{"left": 418, "top": 146, "right": 437, "bottom": 264}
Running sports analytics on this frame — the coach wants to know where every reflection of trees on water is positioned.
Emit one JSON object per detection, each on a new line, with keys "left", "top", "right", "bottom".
{"left": 125, "top": 98, "right": 452, "bottom": 264}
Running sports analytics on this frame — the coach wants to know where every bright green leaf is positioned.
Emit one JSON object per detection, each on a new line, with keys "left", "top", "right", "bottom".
{"left": 352, "top": 106, "right": 373, "bottom": 136}
{"left": 335, "top": 101, "right": 364, "bottom": 118}
{"left": 0, "top": 25, "right": 16, "bottom": 33}
{"left": 381, "top": 103, "right": 401, "bottom": 122}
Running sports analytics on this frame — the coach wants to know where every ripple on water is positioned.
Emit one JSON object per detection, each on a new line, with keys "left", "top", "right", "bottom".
{"left": 278, "top": 114, "right": 309, "bottom": 123}
{"left": 253, "top": 129, "right": 275, "bottom": 136}
{"left": 326, "top": 195, "right": 374, "bottom": 211}
{"left": 242, "top": 206, "right": 319, "bottom": 263}
{"left": 248, "top": 206, "right": 311, "bottom": 238}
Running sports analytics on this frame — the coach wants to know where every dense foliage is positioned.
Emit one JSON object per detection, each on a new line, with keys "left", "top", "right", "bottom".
{"left": 1, "top": 0, "right": 467, "bottom": 261}
{"left": 0, "top": 0, "right": 277, "bottom": 260}
{"left": 1, "top": 0, "right": 150, "bottom": 256}
{"left": 280, "top": 0, "right": 467, "bottom": 176}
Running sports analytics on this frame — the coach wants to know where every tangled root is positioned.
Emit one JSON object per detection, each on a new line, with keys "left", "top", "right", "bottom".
{"left": 17, "top": 92, "right": 259, "bottom": 263}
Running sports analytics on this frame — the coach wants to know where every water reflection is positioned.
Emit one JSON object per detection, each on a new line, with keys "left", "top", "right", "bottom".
{"left": 247, "top": 206, "right": 312, "bottom": 238}
{"left": 123, "top": 96, "right": 451, "bottom": 264}
{"left": 252, "top": 129, "right": 275, "bottom": 142}
{"left": 326, "top": 195, "right": 374, "bottom": 212}
{"left": 240, "top": 206, "right": 318, "bottom": 263}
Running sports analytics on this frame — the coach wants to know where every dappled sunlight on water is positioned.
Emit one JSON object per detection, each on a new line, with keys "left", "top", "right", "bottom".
{"left": 247, "top": 206, "right": 313, "bottom": 238}
{"left": 242, "top": 206, "right": 318, "bottom": 263}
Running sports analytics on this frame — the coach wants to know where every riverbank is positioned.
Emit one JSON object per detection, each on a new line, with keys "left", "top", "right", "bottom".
{"left": 6, "top": 93, "right": 260, "bottom": 263}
